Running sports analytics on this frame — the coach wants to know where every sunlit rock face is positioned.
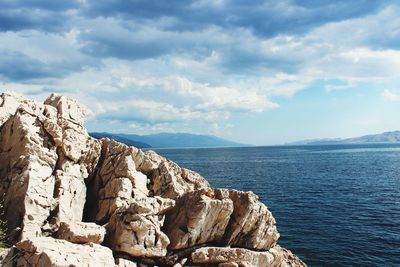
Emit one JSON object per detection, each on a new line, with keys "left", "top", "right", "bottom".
{"left": 0, "top": 92, "right": 306, "bottom": 267}
{"left": 191, "top": 246, "right": 307, "bottom": 267}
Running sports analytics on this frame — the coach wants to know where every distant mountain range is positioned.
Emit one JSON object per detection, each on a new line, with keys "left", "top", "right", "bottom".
{"left": 90, "top": 132, "right": 245, "bottom": 149}
{"left": 286, "top": 131, "right": 400, "bottom": 145}
{"left": 90, "top": 132, "right": 152, "bottom": 148}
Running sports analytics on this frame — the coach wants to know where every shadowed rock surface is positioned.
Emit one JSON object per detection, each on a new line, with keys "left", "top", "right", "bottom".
{"left": 0, "top": 92, "right": 306, "bottom": 266}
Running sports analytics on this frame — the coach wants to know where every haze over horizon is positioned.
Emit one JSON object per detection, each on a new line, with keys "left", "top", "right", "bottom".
{"left": 1, "top": 1, "right": 400, "bottom": 145}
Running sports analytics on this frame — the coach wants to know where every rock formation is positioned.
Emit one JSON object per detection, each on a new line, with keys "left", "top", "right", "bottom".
{"left": 0, "top": 92, "right": 306, "bottom": 266}
{"left": 191, "top": 245, "right": 304, "bottom": 267}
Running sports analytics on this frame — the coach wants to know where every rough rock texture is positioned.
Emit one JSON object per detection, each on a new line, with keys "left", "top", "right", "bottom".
{"left": 223, "top": 190, "right": 279, "bottom": 250}
{"left": 0, "top": 92, "right": 36, "bottom": 125}
{"left": 57, "top": 222, "right": 105, "bottom": 244}
{"left": 150, "top": 160, "right": 210, "bottom": 199}
{"left": 107, "top": 195, "right": 174, "bottom": 257}
{"left": 44, "top": 94, "right": 102, "bottom": 226}
{"left": 94, "top": 139, "right": 149, "bottom": 223}
{"left": 191, "top": 246, "right": 306, "bottom": 267}
{"left": 165, "top": 188, "right": 279, "bottom": 251}
{"left": 54, "top": 169, "right": 88, "bottom": 224}
{"left": 0, "top": 92, "right": 101, "bottom": 241}
{"left": 15, "top": 237, "right": 114, "bottom": 266}
{"left": 127, "top": 147, "right": 210, "bottom": 199}
{"left": 133, "top": 150, "right": 165, "bottom": 175}
{"left": 0, "top": 99, "right": 59, "bottom": 240}
{"left": 165, "top": 188, "right": 234, "bottom": 250}
{"left": 0, "top": 92, "right": 306, "bottom": 267}
{"left": 116, "top": 258, "right": 138, "bottom": 267}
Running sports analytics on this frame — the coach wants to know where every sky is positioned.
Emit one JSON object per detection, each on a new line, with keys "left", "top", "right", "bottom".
{"left": 1, "top": 0, "right": 400, "bottom": 145}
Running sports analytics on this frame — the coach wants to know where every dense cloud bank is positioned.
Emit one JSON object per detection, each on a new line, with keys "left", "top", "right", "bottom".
{"left": 0, "top": 1, "right": 399, "bottom": 141}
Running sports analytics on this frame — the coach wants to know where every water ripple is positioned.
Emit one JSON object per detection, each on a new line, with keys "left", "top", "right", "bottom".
{"left": 156, "top": 144, "right": 400, "bottom": 267}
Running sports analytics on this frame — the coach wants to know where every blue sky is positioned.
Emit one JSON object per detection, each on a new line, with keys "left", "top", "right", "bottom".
{"left": 1, "top": 0, "right": 400, "bottom": 145}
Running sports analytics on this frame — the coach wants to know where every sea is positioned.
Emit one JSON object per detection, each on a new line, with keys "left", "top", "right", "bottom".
{"left": 154, "top": 143, "right": 400, "bottom": 267}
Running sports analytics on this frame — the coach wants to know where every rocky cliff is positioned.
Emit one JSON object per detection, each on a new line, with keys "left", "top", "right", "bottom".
{"left": 0, "top": 92, "right": 306, "bottom": 267}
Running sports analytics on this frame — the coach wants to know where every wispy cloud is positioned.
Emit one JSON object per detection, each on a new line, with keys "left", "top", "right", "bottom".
{"left": 382, "top": 89, "right": 400, "bottom": 101}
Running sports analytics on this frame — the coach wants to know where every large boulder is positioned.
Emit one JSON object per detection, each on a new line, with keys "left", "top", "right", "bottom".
{"left": 165, "top": 188, "right": 234, "bottom": 250}
{"left": 43, "top": 93, "right": 101, "bottom": 175}
{"left": 107, "top": 194, "right": 174, "bottom": 257}
{"left": 150, "top": 160, "right": 210, "bottom": 199}
{"left": 54, "top": 169, "right": 87, "bottom": 224}
{"left": 116, "top": 258, "right": 138, "bottom": 267}
{"left": 165, "top": 188, "right": 280, "bottom": 251}
{"left": 134, "top": 150, "right": 166, "bottom": 174}
{"left": 15, "top": 237, "right": 115, "bottom": 267}
{"left": 57, "top": 222, "right": 105, "bottom": 244}
{"left": 94, "top": 139, "right": 149, "bottom": 223}
{"left": 97, "top": 139, "right": 148, "bottom": 194}
{"left": 0, "top": 92, "right": 34, "bottom": 126}
{"left": 0, "top": 93, "right": 101, "bottom": 241}
{"left": 191, "top": 245, "right": 307, "bottom": 267}
{"left": 223, "top": 190, "right": 279, "bottom": 250}
{"left": 0, "top": 105, "right": 58, "bottom": 240}
{"left": 43, "top": 95, "right": 101, "bottom": 227}
{"left": 96, "top": 177, "right": 134, "bottom": 223}
{"left": 44, "top": 94, "right": 86, "bottom": 126}
{"left": 131, "top": 148, "right": 210, "bottom": 199}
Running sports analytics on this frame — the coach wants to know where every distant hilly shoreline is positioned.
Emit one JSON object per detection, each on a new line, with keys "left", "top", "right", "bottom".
{"left": 91, "top": 130, "right": 400, "bottom": 148}
{"left": 285, "top": 130, "right": 400, "bottom": 146}
{"left": 90, "top": 132, "right": 246, "bottom": 149}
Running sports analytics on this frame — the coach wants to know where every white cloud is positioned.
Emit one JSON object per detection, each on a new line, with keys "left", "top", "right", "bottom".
{"left": 324, "top": 82, "right": 355, "bottom": 92}
{"left": 2, "top": 3, "right": 400, "bottom": 138}
{"left": 382, "top": 89, "right": 400, "bottom": 102}
{"left": 17, "top": 57, "right": 278, "bottom": 125}
{"left": 96, "top": 98, "right": 229, "bottom": 123}
{"left": 129, "top": 122, "right": 176, "bottom": 134}
{"left": 167, "top": 76, "right": 278, "bottom": 112}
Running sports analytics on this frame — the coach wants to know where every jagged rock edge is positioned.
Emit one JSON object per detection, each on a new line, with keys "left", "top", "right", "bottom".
{"left": 0, "top": 92, "right": 306, "bottom": 267}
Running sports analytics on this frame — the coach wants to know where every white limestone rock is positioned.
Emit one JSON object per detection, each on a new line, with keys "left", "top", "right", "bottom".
{"left": 95, "top": 139, "right": 149, "bottom": 223}
{"left": 98, "top": 139, "right": 148, "bottom": 194}
{"left": 43, "top": 94, "right": 101, "bottom": 175}
{"left": 57, "top": 222, "right": 106, "bottom": 244}
{"left": 223, "top": 190, "right": 280, "bottom": 250}
{"left": 131, "top": 149, "right": 210, "bottom": 199}
{"left": 107, "top": 196, "right": 174, "bottom": 258}
{"left": 54, "top": 170, "right": 87, "bottom": 224}
{"left": 0, "top": 92, "right": 306, "bottom": 267}
{"left": 116, "top": 258, "right": 138, "bottom": 267}
{"left": 151, "top": 160, "right": 210, "bottom": 199}
{"left": 165, "top": 188, "right": 280, "bottom": 252}
{"left": 0, "top": 107, "right": 58, "bottom": 240}
{"left": 96, "top": 177, "right": 133, "bottom": 223}
{"left": 134, "top": 150, "right": 166, "bottom": 174}
{"left": 191, "top": 245, "right": 307, "bottom": 267}
{"left": 44, "top": 93, "right": 87, "bottom": 126}
{"left": 165, "top": 188, "right": 234, "bottom": 250}
{"left": 0, "top": 92, "right": 38, "bottom": 126}
{"left": 0, "top": 93, "right": 101, "bottom": 242}
{"left": 15, "top": 237, "right": 115, "bottom": 267}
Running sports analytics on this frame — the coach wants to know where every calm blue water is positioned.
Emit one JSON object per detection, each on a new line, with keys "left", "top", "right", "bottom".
{"left": 155, "top": 144, "right": 400, "bottom": 267}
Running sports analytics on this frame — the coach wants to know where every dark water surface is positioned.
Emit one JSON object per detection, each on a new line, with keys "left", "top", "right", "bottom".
{"left": 155, "top": 144, "right": 400, "bottom": 267}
